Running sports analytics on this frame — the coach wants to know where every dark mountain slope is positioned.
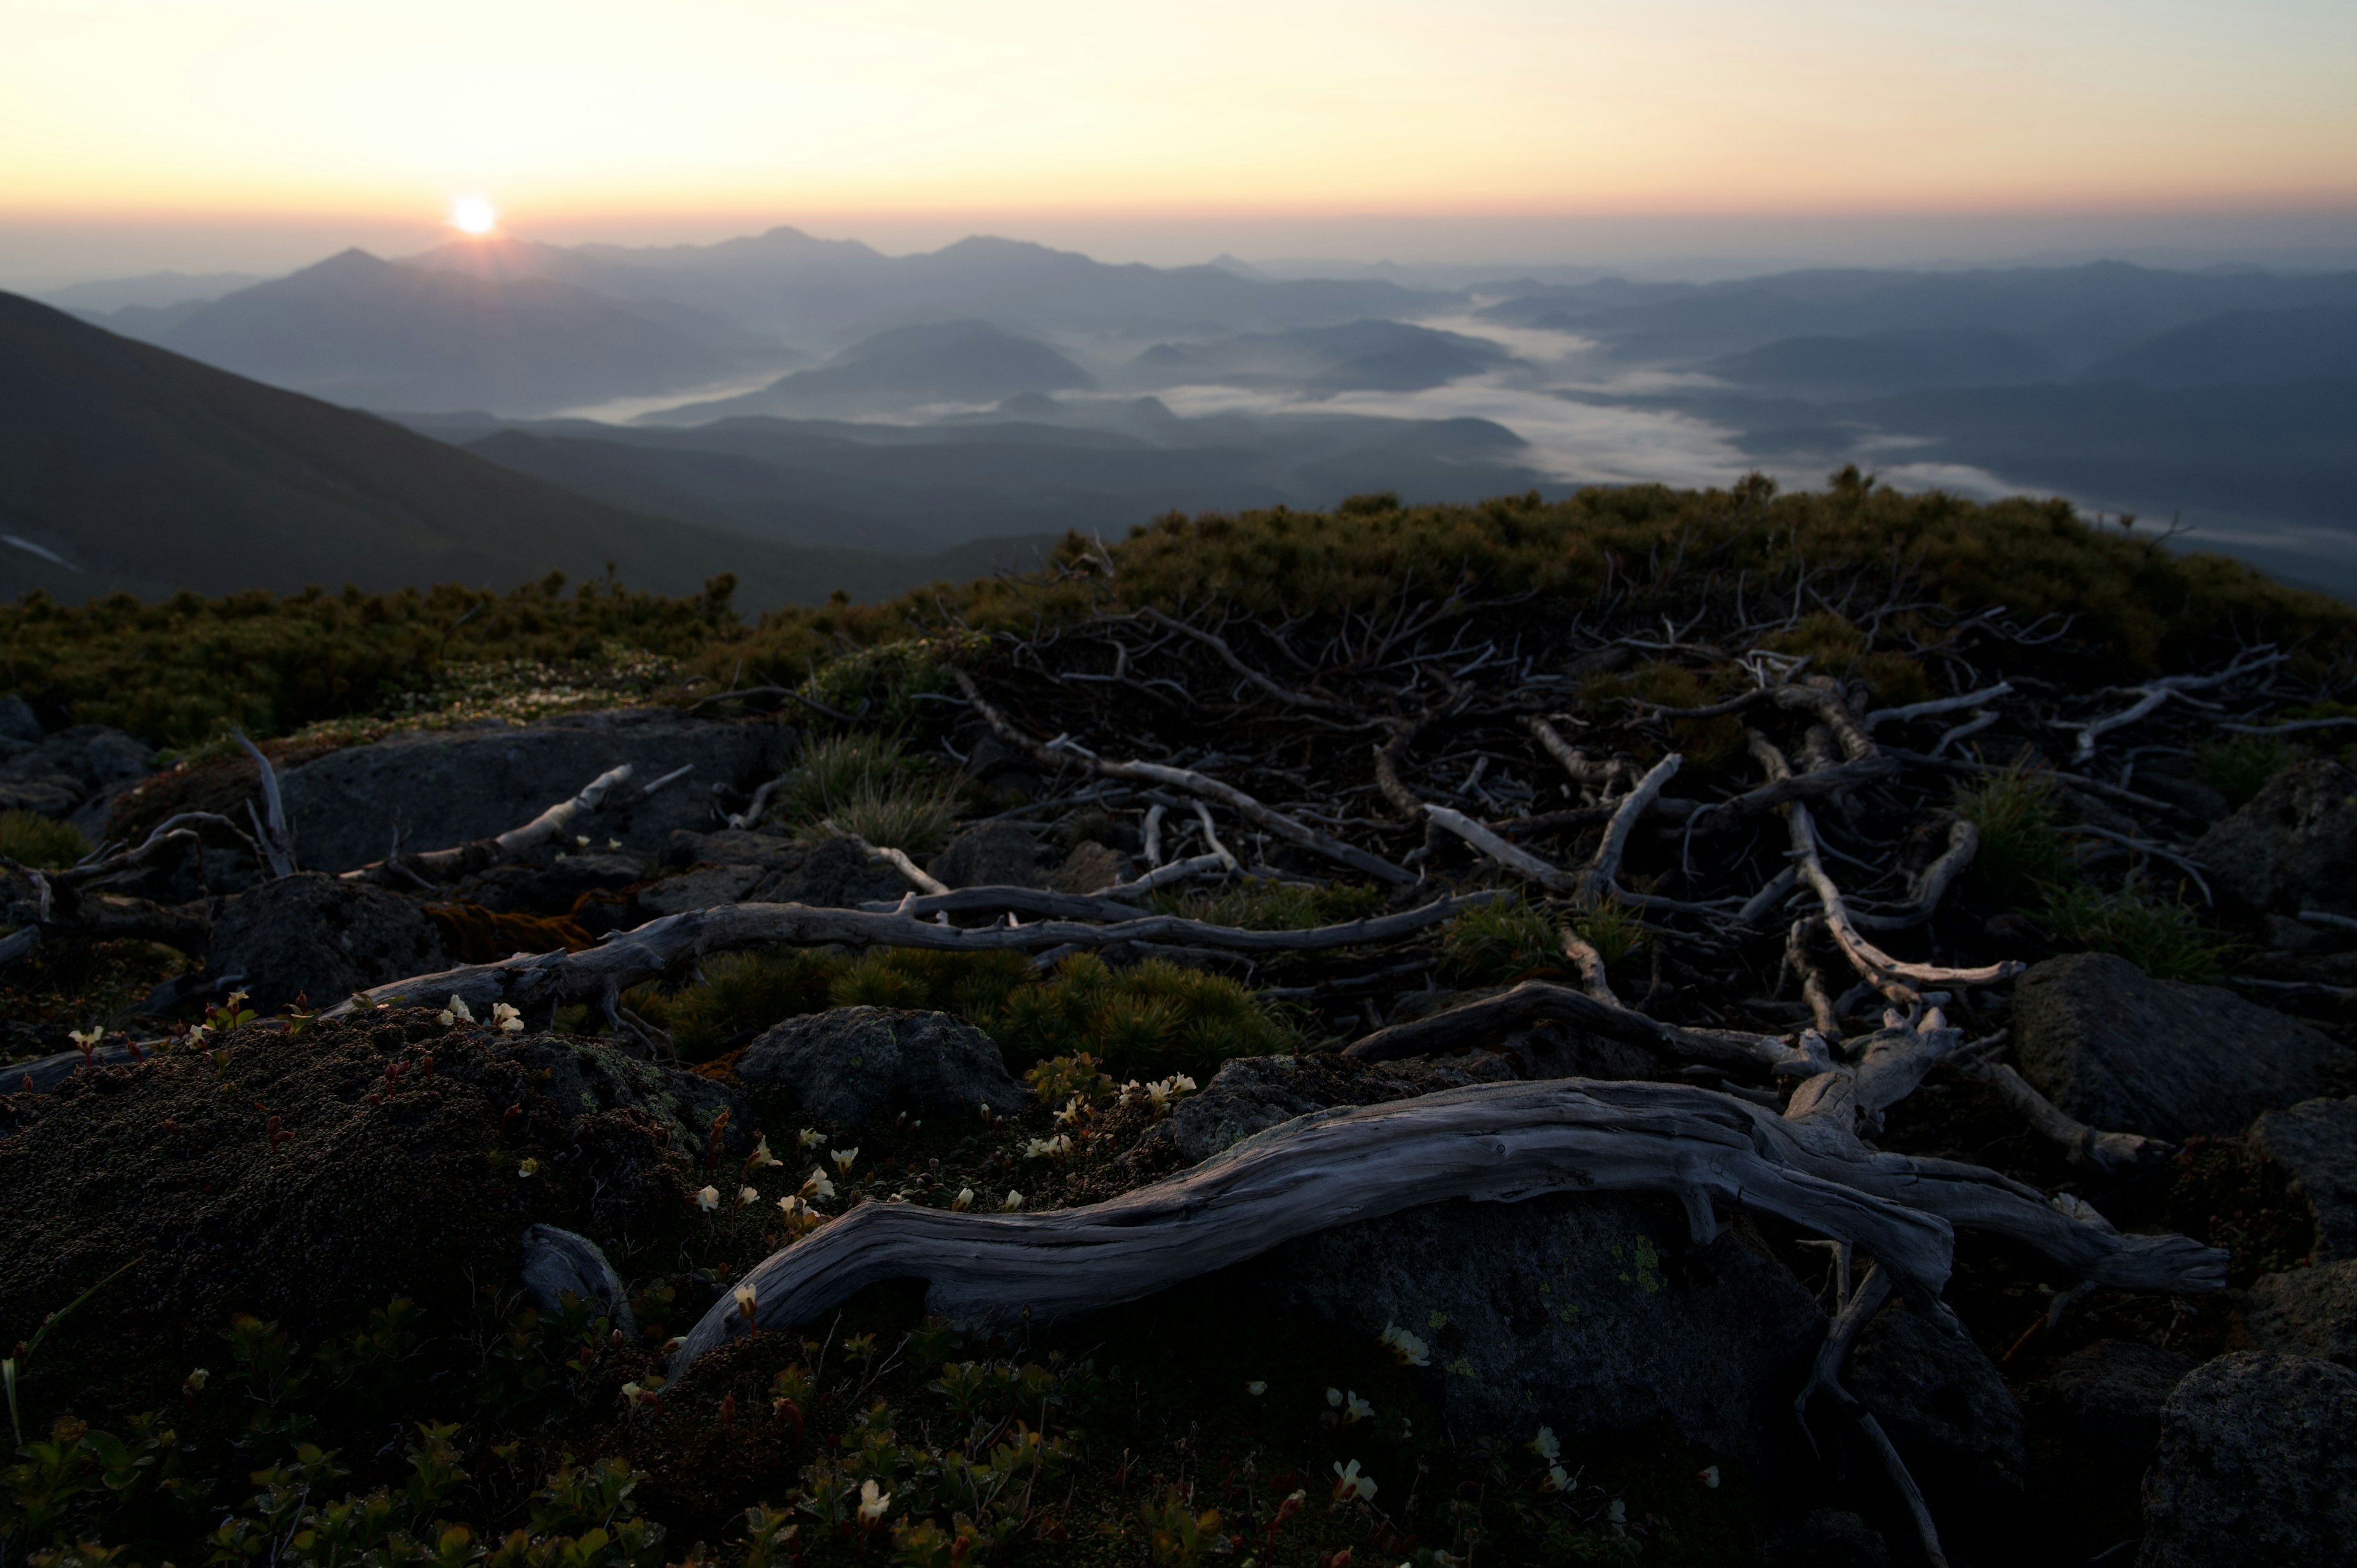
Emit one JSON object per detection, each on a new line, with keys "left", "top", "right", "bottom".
{"left": 656, "top": 321, "right": 1093, "bottom": 420}
{"left": 129, "top": 249, "right": 762, "bottom": 414}
{"left": 2084, "top": 306, "right": 2357, "bottom": 387}
{"left": 0, "top": 292, "right": 1014, "bottom": 608}
{"left": 1704, "top": 329, "right": 2059, "bottom": 395}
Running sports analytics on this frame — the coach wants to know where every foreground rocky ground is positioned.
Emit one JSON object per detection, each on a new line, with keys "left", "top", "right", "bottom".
{"left": 6, "top": 556, "right": 2357, "bottom": 1566}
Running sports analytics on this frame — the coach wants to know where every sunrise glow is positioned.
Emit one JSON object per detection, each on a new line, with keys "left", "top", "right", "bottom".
{"left": 448, "top": 196, "right": 497, "bottom": 236}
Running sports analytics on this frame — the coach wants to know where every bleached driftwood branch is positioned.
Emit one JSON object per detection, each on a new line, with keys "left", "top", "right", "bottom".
{"left": 670, "top": 1077, "right": 1963, "bottom": 1379}
{"left": 341, "top": 765, "right": 637, "bottom": 887}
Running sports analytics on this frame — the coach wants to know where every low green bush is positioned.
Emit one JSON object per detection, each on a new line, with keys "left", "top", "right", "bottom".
{"left": 0, "top": 809, "right": 89, "bottom": 869}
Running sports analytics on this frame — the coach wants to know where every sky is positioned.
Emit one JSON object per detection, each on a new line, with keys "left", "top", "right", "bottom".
{"left": 4, "top": 0, "right": 2356, "bottom": 284}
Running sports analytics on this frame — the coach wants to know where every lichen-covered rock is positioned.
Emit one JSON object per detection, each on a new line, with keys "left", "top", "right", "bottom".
{"left": 2195, "top": 759, "right": 2357, "bottom": 916}
{"left": 2049, "top": 1338, "right": 2194, "bottom": 1478}
{"left": 2139, "top": 1352, "right": 2357, "bottom": 1567}
{"left": 667, "top": 828, "right": 805, "bottom": 871}
{"left": 1266, "top": 1192, "right": 1825, "bottom": 1473}
{"left": 1846, "top": 1303, "right": 2027, "bottom": 1513}
{"left": 207, "top": 871, "right": 449, "bottom": 1010}
{"left": 0, "top": 723, "right": 155, "bottom": 829}
{"left": 1165, "top": 1051, "right": 1510, "bottom": 1164}
{"left": 279, "top": 710, "right": 789, "bottom": 872}
{"left": 2242, "top": 1260, "right": 2357, "bottom": 1365}
{"left": 2010, "top": 952, "right": 2347, "bottom": 1139}
{"left": 2251, "top": 1098, "right": 2357, "bottom": 1261}
{"left": 749, "top": 835, "right": 911, "bottom": 907}
{"left": 928, "top": 820, "right": 1040, "bottom": 889}
{"left": 1048, "top": 841, "right": 1132, "bottom": 894}
{"left": 637, "top": 863, "right": 765, "bottom": 916}
{"left": 736, "top": 1006, "right": 1026, "bottom": 1126}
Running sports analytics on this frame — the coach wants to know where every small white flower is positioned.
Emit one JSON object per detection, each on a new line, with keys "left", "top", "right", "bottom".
{"left": 746, "top": 1134, "right": 780, "bottom": 1168}
{"left": 1344, "top": 1391, "right": 1374, "bottom": 1424}
{"left": 1246, "top": 1380, "right": 1267, "bottom": 1396}
{"left": 606, "top": 838, "right": 621, "bottom": 851}
{"left": 436, "top": 1009, "right": 455, "bottom": 1027}
{"left": 491, "top": 1001, "right": 524, "bottom": 1033}
{"left": 1378, "top": 1323, "right": 1431, "bottom": 1367}
{"left": 832, "top": 1146, "right": 859, "bottom": 1177}
{"left": 1608, "top": 1499, "right": 1627, "bottom": 1530}
{"left": 1023, "top": 1134, "right": 1074, "bottom": 1161}
{"left": 1532, "top": 1426, "right": 1560, "bottom": 1463}
{"left": 575, "top": 835, "right": 591, "bottom": 849}
{"left": 694, "top": 1185, "right": 721, "bottom": 1211}
{"left": 776, "top": 1194, "right": 808, "bottom": 1219}
{"left": 737, "top": 1185, "right": 759, "bottom": 1207}
{"left": 183, "top": 1367, "right": 209, "bottom": 1393}
{"left": 733, "top": 1283, "right": 757, "bottom": 1322}
{"left": 68, "top": 1026, "right": 103, "bottom": 1048}
{"left": 857, "top": 1478, "right": 891, "bottom": 1522}
{"left": 445, "top": 995, "right": 475, "bottom": 1024}
{"left": 1055, "top": 1097, "right": 1085, "bottom": 1125}
{"left": 1002, "top": 1191, "right": 1024, "bottom": 1212}
{"left": 517, "top": 1157, "right": 539, "bottom": 1178}
{"left": 1327, "top": 1387, "right": 1343, "bottom": 1407}
{"left": 1331, "top": 1459, "right": 1376, "bottom": 1502}
{"left": 1545, "top": 1464, "right": 1571, "bottom": 1493}
{"left": 1698, "top": 1465, "right": 1720, "bottom": 1489}
{"left": 801, "top": 1168, "right": 836, "bottom": 1200}
{"left": 797, "top": 1128, "right": 826, "bottom": 1150}
{"left": 951, "top": 1187, "right": 975, "bottom": 1211}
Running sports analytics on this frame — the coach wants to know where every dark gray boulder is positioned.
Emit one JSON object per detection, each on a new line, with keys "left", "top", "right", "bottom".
{"left": 2049, "top": 1339, "right": 2195, "bottom": 1478}
{"left": 637, "top": 863, "right": 765, "bottom": 916}
{"left": 928, "top": 820, "right": 1040, "bottom": 889}
{"left": 2195, "top": 759, "right": 2357, "bottom": 916}
{"left": 0, "top": 695, "right": 44, "bottom": 744}
{"left": 2139, "top": 1352, "right": 2357, "bottom": 1567}
{"left": 1165, "top": 1052, "right": 1511, "bottom": 1164}
{"left": 750, "top": 835, "right": 911, "bottom": 907}
{"left": 1846, "top": 1302, "right": 2027, "bottom": 1513}
{"left": 1760, "top": 1509, "right": 1893, "bottom": 1568}
{"left": 668, "top": 828, "right": 805, "bottom": 870}
{"left": 1048, "top": 840, "right": 1132, "bottom": 894}
{"left": 2241, "top": 1261, "right": 2357, "bottom": 1365}
{"left": 207, "top": 871, "right": 448, "bottom": 1011}
{"left": 0, "top": 724, "right": 155, "bottom": 828}
{"left": 737, "top": 1006, "right": 1026, "bottom": 1126}
{"left": 1266, "top": 1192, "right": 1827, "bottom": 1473}
{"left": 2251, "top": 1098, "right": 2357, "bottom": 1261}
{"left": 279, "top": 710, "right": 789, "bottom": 872}
{"left": 2010, "top": 952, "right": 2347, "bottom": 1139}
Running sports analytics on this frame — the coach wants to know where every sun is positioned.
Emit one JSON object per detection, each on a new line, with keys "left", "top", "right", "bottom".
{"left": 448, "top": 196, "right": 497, "bottom": 236}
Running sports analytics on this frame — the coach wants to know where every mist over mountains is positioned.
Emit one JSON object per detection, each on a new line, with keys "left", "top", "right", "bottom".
{"left": 30, "top": 225, "right": 2357, "bottom": 598}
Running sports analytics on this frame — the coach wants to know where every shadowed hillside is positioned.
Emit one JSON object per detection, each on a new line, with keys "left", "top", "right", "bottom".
{"left": 0, "top": 292, "right": 1045, "bottom": 608}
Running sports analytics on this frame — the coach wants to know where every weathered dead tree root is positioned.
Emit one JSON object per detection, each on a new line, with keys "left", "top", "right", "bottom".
{"left": 670, "top": 1077, "right": 1964, "bottom": 1378}
{"left": 321, "top": 893, "right": 1502, "bottom": 1021}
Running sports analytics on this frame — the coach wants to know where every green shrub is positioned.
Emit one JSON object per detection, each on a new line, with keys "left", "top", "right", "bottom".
{"left": 0, "top": 810, "right": 89, "bottom": 869}
{"left": 1441, "top": 897, "right": 1566, "bottom": 984}
{"left": 1953, "top": 764, "right": 2073, "bottom": 905}
{"left": 1569, "top": 897, "right": 1644, "bottom": 967}
{"left": 2193, "top": 734, "right": 2304, "bottom": 808}
{"left": 2042, "top": 880, "right": 2234, "bottom": 983}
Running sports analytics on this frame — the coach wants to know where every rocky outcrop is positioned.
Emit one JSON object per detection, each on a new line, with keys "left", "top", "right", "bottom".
{"left": 2195, "top": 759, "right": 2357, "bottom": 916}
{"left": 207, "top": 871, "right": 449, "bottom": 1011}
{"left": 637, "top": 863, "right": 765, "bottom": 916}
{"left": 279, "top": 710, "right": 789, "bottom": 872}
{"left": 2139, "top": 1352, "right": 2357, "bottom": 1567}
{"left": 927, "top": 820, "right": 1041, "bottom": 889}
{"left": 0, "top": 723, "right": 155, "bottom": 832}
{"left": 736, "top": 1006, "right": 1027, "bottom": 1126}
{"left": 2010, "top": 952, "right": 2347, "bottom": 1140}
{"left": 2240, "top": 1260, "right": 2357, "bottom": 1365}
{"left": 1846, "top": 1303, "right": 2027, "bottom": 1513}
{"left": 1266, "top": 1192, "right": 1827, "bottom": 1473}
{"left": 2251, "top": 1098, "right": 2357, "bottom": 1261}
{"left": 2049, "top": 1338, "right": 2194, "bottom": 1478}
{"left": 749, "top": 836, "right": 911, "bottom": 907}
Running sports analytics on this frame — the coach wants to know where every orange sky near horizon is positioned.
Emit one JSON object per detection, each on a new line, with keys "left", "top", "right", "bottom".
{"left": 4, "top": 0, "right": 2355, "bottom": 230}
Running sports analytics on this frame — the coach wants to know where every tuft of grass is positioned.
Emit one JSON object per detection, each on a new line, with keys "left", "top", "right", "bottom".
{"left": 1953, "top": 763, "right": 2073, "bottom": 905}
{"left": 1148, "top": 878, "right": 1386, "bottom": 931}
{"left": 772, "top": 732, "right": 956, "bottom": 853}
{"left": 2041, "top": 880, "right": 2234, "bottom": 983}
{"left": 1441, "top": 897, "right": 1566, "bottom": 984}
{"left": 1569, "top": 897, "right": 1644, "bottom": 967}
{"left": 0, "top": 810, "right": 89, "bottom": 870}
{"left": 2193, "top": 734, "right": 2304, "bottom": 809}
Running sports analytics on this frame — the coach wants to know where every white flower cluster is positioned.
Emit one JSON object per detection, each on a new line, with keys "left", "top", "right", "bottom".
{"left": 1377, "top": 1322, "right": 1431, "bottom": 1367}
{"left": 1117, "top": 1074, "right": 1199, "bottom": 1110}
{"left": 1023, "top": 1133, "right": 1074, "bottom": 1161}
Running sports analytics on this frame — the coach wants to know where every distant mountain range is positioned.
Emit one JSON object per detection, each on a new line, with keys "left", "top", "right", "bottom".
{"left": 654, "top": 320, "right": 1097, "bottom": 421}
{"left": 0, "top": 292, "right": 1051, "bottom": 607}
{"left": 1121, "top": 320, "right": 1512, "bottom": 392}
{"left": 80, "top": 249, "right": 781, "bottom": 415}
